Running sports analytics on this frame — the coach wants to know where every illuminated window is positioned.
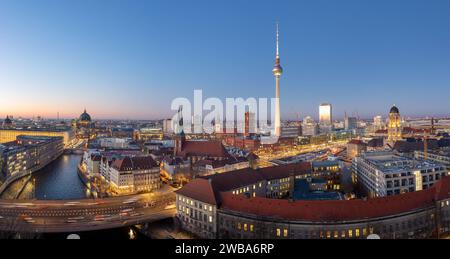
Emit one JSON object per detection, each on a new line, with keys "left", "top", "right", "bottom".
{"left": 252, "top": 192, "right": 256, "bottom": 197}
{"left": 244, "top": 224, "right": 248, "bottom": 231}
{"left": 369, "top": 227, "right": 374, "bottom": 234}
{"left": 348, "top": 230, "right": 353, "bottom": 238}
{"left": 237, "top": 223, "right": 241, "bottom": 230}
{"left": 363, "top": 228, "right": 367, "bottom": 236}
{"left": 341, "top": 231, "right": 346, "bottom": 238}
{"left": 326, "top": 231, "right": 331, "bottom": 239}
{"left": 334, "top": 231, "right": 339, "bottom": 238}
{"left": 232, "top": 191, "right": 236, "bottom": 195}
{"left": 208, "top": 216, "right": 213, "bottom": 223}
{"left": 250, "top": 225, "right": 254, "bottom": 232}
{"left": 209, "top": 206, "right": 212, "bottom": 212}
{"left": 284, "top": 229, "right": 288, "bottom": 237}
{"left": 355, "top": 229, "right": 360, "bottom": 237}
{"left": 276, "top": 228, "right": 281, "bottom": 237}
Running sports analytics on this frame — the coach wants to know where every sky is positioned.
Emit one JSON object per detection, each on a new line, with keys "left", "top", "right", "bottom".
{"left": 1, "top": 0, "right": 450, "bottom": 120}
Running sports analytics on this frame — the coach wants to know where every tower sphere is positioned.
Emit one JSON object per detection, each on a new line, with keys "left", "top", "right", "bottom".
{"left": 272, "top": 64, "right": 283, "bottom": 76}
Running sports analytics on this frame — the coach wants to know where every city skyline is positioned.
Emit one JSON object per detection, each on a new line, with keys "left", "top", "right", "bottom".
{"left": 1, "top": 0, "right": 450, "bottom": 120}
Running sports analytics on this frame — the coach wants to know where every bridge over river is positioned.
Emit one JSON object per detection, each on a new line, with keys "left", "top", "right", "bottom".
{"left": 0, "top": 192, "right": 176, "bottom": 233}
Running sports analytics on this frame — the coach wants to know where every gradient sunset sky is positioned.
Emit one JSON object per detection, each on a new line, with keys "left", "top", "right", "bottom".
{"left": 1, "top": 0, "right": 450, "bottom": 120}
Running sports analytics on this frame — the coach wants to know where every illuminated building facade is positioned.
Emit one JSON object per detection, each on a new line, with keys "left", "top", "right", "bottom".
{"left": 0, "top": 128, "right": 74, "bottom": 147}
{"left": 1, "top": 135, "right": 64, "bottom": 177}
{"left": 2, "top": 116, "right": 13, "bottom": 128}
{"left": 353, "top": 151, "right": 447, "bottom": 197}
{"left": 388, "top": 105, "right": 402, "bottom": 144}
{"left": 319, "top": 103, "right": 333, "bottom": 133}
{"left": 176, "top": 162, "right": 450, "bottom": 239}
{"left": 109, "top": 156, "right": 161, "bottom": 194}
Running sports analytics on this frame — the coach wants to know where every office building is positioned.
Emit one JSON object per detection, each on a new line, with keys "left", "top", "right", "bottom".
{"left": 345, "top": 117, "right": 358, "bottom": 130}
{"left": 0, "top": 128, "right": 74, "bottom": 147}
{"left": 1, "top": 135, "right": 64, "bottom": 177}
{"left": 353, "top": 151, "right": 447, "bottom": 197}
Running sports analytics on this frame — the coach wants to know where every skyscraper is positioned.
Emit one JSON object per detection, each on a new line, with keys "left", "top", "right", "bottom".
{"left": 272, "top": 23, "right": 283, "bottom": 137}
{"left": 319, "top": 103, "right": 333, "bottom": 133}
{"left": 319, "top": 103, "right": 332, "bottom": 124}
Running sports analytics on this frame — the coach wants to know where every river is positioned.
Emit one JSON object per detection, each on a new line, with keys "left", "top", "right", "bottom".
{"left": 2, "top": 154, "right": 89, "bottom": 200}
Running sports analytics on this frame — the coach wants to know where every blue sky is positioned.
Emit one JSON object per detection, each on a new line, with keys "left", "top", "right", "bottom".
{"left": 1, "top": 0, "right": 449, "bottom": 120}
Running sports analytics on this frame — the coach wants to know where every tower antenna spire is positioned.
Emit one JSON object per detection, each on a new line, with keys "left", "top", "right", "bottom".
{"left": 276, "top": 22, "right": 280, "bottom": 61}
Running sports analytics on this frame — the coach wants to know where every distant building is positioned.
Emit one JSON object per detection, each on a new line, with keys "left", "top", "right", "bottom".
{"left": 387, "top": 105, "right": 402, "bottom": 145}
{"left": 393, "top": 139, "right": 439, "bottom": 154}
{"left": 347, "top": 139, "right": 367, "bottom": 159}
{"left": 302, "top": 116, "right": 319, "bottom": 136}
{"left": 77, "top": 109, "right": 93, "bottom": 128}
{"left": 98, "top": 138, "right": 131, "bottom": 149}
{"left": 415, "top": 149, "right": 450, "bottom": 172}
{"left": 111, "top": 127, "right": 135, "bottom": 139}
{"left": 2, "top": 116, "right": 13, "bottom": 128}
{"left": 281, "top": 125, "right": 301, "bottom": 139}
{"left": 319, "top": 103, "right": 333, "bottom": 133}
{"left": 373, "top": 115, "right": 384, "bottom": 129}
{"left": 344, "top": 117, "right": 358, "bottom": 130}
{"left": 0, "top": 127, "right": 74, "bottom": 147}
{"left": 353, "top": 150, "right": 447, "bottom": 197}
{"left": 193, "top": 157, "right": 249, "bottom": 177}
{"left": 162, "top": 119, "right": 174, "bottom": 135}
{"left": 244, "top": 112, "right": 257, "bottom": 136}
{"left": 319, "top": 103, "right": 332, "bottom": 125}
{"left": 161, "top": 156, "right": 191, "bottom": 182}
{"left": 138, "top": 128, "right": 163, "bottom": 140}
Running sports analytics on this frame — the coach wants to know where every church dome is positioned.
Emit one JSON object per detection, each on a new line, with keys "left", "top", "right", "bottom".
{"left": 390, "top": 105, "right": 400, "bottom": 114}
{"left": 4, "top": 116, "right": 12, "bottom": 125}
{"left": 79, "top": 109, "right": 92, "bottom": 122}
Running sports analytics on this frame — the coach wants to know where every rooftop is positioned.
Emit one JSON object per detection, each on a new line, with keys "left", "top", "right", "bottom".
{"left": 219, "top": 176, "right": 450, "bottom": 222}
{"left": 361, "top": 151, "right": 444, "bottom": 173}
{"left": 176, "top": 162, "right": 312, "bottom": 205}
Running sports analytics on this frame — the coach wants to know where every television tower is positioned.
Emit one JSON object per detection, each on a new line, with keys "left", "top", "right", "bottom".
{"left": 272, "top": 23, "right": 283, "bottom": 137}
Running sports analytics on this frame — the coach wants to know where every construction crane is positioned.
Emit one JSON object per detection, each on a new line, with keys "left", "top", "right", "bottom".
{"left": 423, "top": 117, "right": 435, "bottom": 160}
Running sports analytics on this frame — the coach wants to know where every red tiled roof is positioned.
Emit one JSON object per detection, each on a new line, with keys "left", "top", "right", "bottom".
{"left": 375, "top": 129, "right": 388, "bottom": 134}
{"left": 111, "top": 156, "right": 158, "bottom": 171}
{"left": 180, "top": 140, "right": 229, "bottom": 158}
{"left": 220, "top": 177, "right": 450, "bottom": 222}
{"left": 175, "top": 178, "right": 218, "bottom": 205}
{"left": 176, "top": 163, "right": 312, "bottom": 205}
